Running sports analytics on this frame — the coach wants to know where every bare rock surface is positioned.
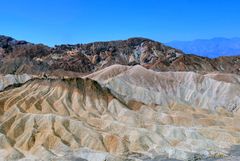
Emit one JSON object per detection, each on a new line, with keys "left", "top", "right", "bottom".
{"left": 0, "top": 36, "right": 240, "bottom": 161}
{"left": 86, "top": 64, "right": 240, "bottom": 112}
{"left": 0, "top": 74, "right": 33, "bottom": 91}
{"left": 0, "top": 70, "right": 239, "bottom": 160}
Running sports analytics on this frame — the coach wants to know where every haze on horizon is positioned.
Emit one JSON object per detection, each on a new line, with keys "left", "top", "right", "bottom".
{"left": 0, "top": 0, "right": 240, "bottom": 47}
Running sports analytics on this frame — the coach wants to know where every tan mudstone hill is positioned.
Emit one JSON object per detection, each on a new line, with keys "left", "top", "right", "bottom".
{"left": 0, "top": 67, "right": 239, "bottom": 160}
{"left": 86, "top": 65, "right": 240, "bottom": 112}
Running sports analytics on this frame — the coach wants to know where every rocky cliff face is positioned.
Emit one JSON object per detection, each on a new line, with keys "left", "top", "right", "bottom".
{"left": 0, "top": 35, "right": 239, "bottom": 75}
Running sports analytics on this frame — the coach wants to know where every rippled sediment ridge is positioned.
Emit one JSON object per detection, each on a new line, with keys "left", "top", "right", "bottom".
{"left": 0, "top": 69, "right": 240, "bottom": 161}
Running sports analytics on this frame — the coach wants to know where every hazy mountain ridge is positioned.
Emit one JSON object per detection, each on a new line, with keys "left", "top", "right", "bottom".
{"left": 166, "top": 37, "right": 240, "bottom": 58}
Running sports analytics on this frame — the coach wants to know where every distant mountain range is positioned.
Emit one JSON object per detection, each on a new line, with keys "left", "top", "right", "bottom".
{"left": 166, "top": 37, "right": 240, "bottom": 58}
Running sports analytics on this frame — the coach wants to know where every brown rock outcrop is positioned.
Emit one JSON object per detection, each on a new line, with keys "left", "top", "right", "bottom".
{"left": 0, "top": 35, "right": 239, "bottom": 75}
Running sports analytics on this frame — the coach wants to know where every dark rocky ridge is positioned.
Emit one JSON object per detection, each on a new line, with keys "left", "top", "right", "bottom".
{"left": 0, "top": 35, "right": 239, "bottom": 75}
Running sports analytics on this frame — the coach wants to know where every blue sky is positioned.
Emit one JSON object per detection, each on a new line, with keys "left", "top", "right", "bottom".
{"left": 0, "top": 0, "right": 240, "bottom": 46}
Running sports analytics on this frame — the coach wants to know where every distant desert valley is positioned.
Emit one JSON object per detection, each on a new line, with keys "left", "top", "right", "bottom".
{"left": 0, "top": 35, "right": 240, "bottom": 161}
